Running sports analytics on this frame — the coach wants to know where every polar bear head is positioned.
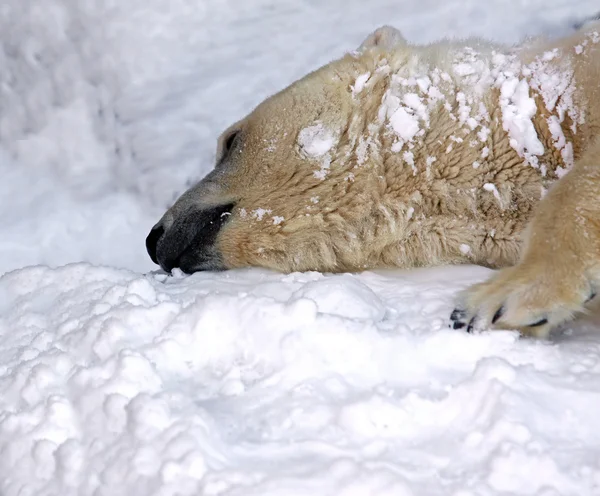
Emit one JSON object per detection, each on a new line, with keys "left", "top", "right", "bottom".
{"left": 145, "top": 27, "right": 428, "bottom": 274}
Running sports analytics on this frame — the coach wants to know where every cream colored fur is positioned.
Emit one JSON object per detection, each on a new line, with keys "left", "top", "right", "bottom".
{"left": 164, "top": 23, "right": 600, "bottom": 337}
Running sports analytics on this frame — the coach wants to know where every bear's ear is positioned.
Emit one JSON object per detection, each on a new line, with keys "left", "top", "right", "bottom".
{"left": 358, "top": 25, "right": 406, "bottom": 51}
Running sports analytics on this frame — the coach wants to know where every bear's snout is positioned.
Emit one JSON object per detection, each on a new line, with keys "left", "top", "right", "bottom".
{"left": 146, "top": 203, "right": 234, "bottom": 274}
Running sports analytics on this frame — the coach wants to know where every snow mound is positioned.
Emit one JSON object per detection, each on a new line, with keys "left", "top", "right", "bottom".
{"left": 2, "top": 264, "right": 600, "bottom": 495}
{"left": 290, "top": 274, "right": 386, "bottom": 321}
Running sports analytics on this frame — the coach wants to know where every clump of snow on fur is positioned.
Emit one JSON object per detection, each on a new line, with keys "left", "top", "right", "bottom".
{"left": 546, "top": 115, "right": 574, "bottom": 170}
{"left": 459, "top": 243, "right": 471, "bottom": 254}
{"left": 379, "top": 70, "right": 440, "bottom": 152}
{"left": 483, "top": 182, "right": 502, "bottom": 202}
{"left": 453, "top": 47, "right": 493, "bottom": 91}
{"left": 478, "top": 126, "right": 490, "bottom": 142}
{"left": 403, "top": 151, "right": 417, "bottom": 175}
{"left": 355, "top": 126, "right": 379, "bottom": 166}
{"left": 352, "top": 72, "right": 371, "bottom": 96}
{"left": 528, "top": 49, "right": 582, "bottom": 139}
{"left": 298, "top": 122, "right": 336, "bottom": 158}
{"left": 313, "top": 160, "right": 332, "bottom": 180}
{"left": 298, "top": 121, "right": 338, "bottom": 179}
{"left": 542, "top": 49, "right": 559, "bottom": 61}
{"left": 389, "top": 106, "right": 421, "bottom": 142}
{"left": 252, "top": 208, "right": 272, "bottom": 221}
{"left": 498, "top": 78, "right": 544, "bottom": 168}
{"left": 403, "top": 93, "right": 429, "bottom": 125}
{"left": 272, "top": 216, "right": 284, "bottom": 225}
{"left": 424, "top": 155, "right": 437, "bottom": 179}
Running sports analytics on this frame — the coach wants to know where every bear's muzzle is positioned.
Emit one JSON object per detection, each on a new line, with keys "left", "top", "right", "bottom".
{"left": 146, "top": 203, "right": 234, "bottom": 273}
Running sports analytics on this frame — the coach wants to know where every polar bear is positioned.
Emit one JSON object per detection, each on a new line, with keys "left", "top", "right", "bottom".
{"left": 147, "top": 22, "right": 600, "bottom": 338}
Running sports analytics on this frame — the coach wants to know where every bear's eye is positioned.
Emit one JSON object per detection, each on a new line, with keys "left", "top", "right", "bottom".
{"left": 224, "top": 131, "right": 239, "bottom": 154}
{"left": 217, "top": 129, "right": 241, "bottom": 166}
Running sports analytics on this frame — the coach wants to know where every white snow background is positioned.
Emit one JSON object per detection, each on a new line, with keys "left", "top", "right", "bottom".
{"left": 2, "top": 1, "right": 600, "bottom": 495}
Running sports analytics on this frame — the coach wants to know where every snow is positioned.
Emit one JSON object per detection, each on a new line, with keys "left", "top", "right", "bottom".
{"left": 499, "top": 78, "right": 545, "bottom": 166}
{"left": 402, "top": 93, "right": 429, "bottom": 124}
{"left": 251, "top": 208, "right": 272, "bottom": 221}
{"left": 352, "top": 71, "right": 371, "bottom": 95}
{"left": 483, "top": 182, "right": 502, "bottom": 202}
{"left": 380, "top": 35, "right": 580, "bottom": 171}
{"left": 2, "top": 1, "right": 600, "bottom": 495}
{"left": 297, "top": 122, "right": 336, "bottom": 179}
{"left": 298, "top": 122, "right": 336, "bottom": 158}
{"left": 403, "top": 151, "right": 417, "bottom": 175}
{"left": 389, "top": 105, "right": 422, "bottom": 142}
{"left": 4, "top": 264, "right": 600, "bottom": 495}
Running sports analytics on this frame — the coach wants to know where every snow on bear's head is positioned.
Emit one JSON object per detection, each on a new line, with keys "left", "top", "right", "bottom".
{"left": 145, "top": 27, "right": 413, "bottom": 274}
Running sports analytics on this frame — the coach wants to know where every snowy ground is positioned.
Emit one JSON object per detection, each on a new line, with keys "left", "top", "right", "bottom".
{"left": 2, "top": 1, "right": 600, "bottom": 495}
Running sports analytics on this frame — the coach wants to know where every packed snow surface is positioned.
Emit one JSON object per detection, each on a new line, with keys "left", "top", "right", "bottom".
{"left": 2, "top": 1, "right": 600, "bottom": 495}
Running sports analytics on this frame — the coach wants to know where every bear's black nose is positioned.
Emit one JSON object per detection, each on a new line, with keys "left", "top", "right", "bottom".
{"left": 146, "top": 203, "right": 235, "bottom": 273}
{"left": 146, "top": 224, "right": 165, "bottom": 265}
